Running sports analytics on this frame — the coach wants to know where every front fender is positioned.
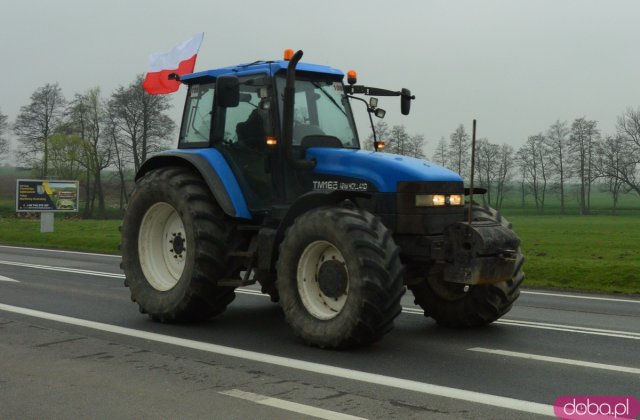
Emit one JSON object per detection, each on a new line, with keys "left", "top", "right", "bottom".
{"left": 278, "top": 190, "right": 369, "bottom": 235}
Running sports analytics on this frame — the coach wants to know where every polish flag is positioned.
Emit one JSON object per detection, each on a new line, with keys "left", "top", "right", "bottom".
{"left": 143, "top": 33, "right": 204, "bottom": 95}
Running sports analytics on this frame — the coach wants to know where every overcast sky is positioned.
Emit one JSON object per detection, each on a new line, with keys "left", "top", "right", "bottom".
{"left": 1, "top": 0, "right": 639, "bottom": 154}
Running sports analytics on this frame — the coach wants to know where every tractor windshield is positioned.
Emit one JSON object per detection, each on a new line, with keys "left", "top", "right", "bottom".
{"left": 275, "top": 74, "right": 360, "bottom": 148}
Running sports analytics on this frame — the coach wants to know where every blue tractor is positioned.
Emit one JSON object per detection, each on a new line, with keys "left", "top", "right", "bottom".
{"left": 121, "top": 50, "right": 523, "bottom": 348}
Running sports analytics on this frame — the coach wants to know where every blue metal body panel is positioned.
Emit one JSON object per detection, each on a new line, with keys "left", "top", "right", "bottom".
{"left": 157, "top": 148, "right": 252, "bottom": 219}
{"left": 181, "top": 60, "right": 344, "bottom": 82}
{"left": 306, "top": 148, "right": 463, "bottom": 192}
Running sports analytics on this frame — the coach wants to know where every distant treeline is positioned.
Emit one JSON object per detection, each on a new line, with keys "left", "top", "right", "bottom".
{"left": 365, "top": 112, "right": 640, "bottom": 215}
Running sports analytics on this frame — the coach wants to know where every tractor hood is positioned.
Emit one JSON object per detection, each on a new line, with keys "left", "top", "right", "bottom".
{"left": 305, "top": 148, "right": 463, "bottom": 193}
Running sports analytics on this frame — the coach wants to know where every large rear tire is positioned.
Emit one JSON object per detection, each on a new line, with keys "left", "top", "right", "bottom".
{"left": 121, "top": 167, "right": 235, "bottom": 322}
{"left": 409, "top": 203, "right": 524, "bottom": 327}
{"left": 277, "top": 205, "right": 404, "bottom": 348}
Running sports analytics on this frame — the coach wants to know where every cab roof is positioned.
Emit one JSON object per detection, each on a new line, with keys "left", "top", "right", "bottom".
{"left": 180, "top": 60, "right": 344, "bottom": 84}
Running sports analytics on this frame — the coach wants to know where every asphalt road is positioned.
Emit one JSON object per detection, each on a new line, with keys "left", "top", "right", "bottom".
{"left": 0, "top": 244, "right": 638, "bottom": 419}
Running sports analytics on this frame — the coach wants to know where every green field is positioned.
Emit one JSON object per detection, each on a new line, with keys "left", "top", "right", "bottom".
{"left": 0, "top": 212, "right": 638, "bottom": 295}
{"left": 507, "top": 214, "right": 639, "bottom": 294}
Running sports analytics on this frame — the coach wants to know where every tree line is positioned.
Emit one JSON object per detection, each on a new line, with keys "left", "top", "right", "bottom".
{"left": 430, "top": 112, "right": 640, "bottom": 214}
{"left": 362, "top": 111, "right": 640, "bottom": 214}
{"left": 1, "top": 76, "right": 175, "bottom": 217}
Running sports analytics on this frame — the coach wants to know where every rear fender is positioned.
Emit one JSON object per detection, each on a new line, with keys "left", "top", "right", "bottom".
{"left": 136, "top": 150, "right": 251, "bottom": 219}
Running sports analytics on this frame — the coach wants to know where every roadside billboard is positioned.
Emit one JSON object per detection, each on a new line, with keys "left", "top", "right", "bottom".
{"left": 16, "top": 179, "right": 79, "bottom": 212}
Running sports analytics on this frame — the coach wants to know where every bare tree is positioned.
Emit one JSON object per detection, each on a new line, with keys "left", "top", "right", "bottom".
{"left": 406, "top": 133, "right": 426, "bottom": 159}
{"left": 617, "top": 106, "right": 640, "bottom": 152}
{"left": 385, "top": 125, "right": 409, "bottom": 156}
{"left": 609, "top": 107, "right": 640, "bottom": 196}
{"left": 594, "top": 135, "right": 632, "bottom": 210}
{"left": 593, "top": 108, "right": 640, "bottom": 198}
{"left": 569, "top": 118, "right": 599, "bottom": 214}
{"left": 432, "top": 136, "right": 448, "bottom": 167}
{"left": 546, "top": 119, "right": 570, "bottom": 214}
{"left": 494, "top": 144, "right": 514, "bottom": 209}
{"left": 364, "top": 120, "right": 389, "bottom": 151}
{"left": 69, "top": 87, "right": 113, "bottom": 217}
{"left": 382, "top": 125, "right": 426, "bottom": 158}
{"left": 109, "top": 75, "right": 175, "bottom": 172}
{"left": 475, "top": 138, "right": 500, "bottom": 204}
{"left": 47, "top": 134, "right": 87, "bottom": 180}
{"left": 447, "top": 124, "right": 470, "bottom": 178}
{"left": 13, "top": 83, "right": 66, "bottom": 176}
{"left": 474, "top": 139, "right": 513, "bottom": 209}
{"left": 517, "top": 134, "right": 549, "bottom": 214}
{"left": 105, "top": 101, "right": 131, "bottom": 210}
{"left": 0, "top": 108, "right": 9, "bottom": 162}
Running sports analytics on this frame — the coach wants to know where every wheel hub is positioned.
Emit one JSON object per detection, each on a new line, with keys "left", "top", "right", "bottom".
{"left": 317, "top": 260, "right": 348, "bottom": 298}
{"left": 170, "top": 233, "right": 185, "bottom": 257}
{"left": 296, "top": 240, "right": 349, "bottom": 320}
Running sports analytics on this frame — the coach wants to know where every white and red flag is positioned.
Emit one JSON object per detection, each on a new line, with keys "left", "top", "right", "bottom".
{"left": 143, "top": 33, "right": 204, "bottom": 95}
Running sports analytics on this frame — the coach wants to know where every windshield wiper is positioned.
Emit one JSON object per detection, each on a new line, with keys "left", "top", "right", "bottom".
{"left": 311, "top": 82, "right": 348, "bottom": 118}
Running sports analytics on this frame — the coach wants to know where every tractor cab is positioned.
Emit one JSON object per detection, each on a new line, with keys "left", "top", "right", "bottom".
{"left": 177, "top": 56, "right": 365, "bottom": 212}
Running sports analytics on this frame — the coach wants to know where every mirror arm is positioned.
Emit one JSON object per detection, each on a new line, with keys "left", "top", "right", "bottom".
{"left": 348, "top": 95, "right": 380, "bottom": 151}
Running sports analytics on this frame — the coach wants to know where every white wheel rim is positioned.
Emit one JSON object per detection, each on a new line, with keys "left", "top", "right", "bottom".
{"left": 297, "top": 240, "right": 349, "bottom": 320}
{"left": 138, "top": 202, "right": 186, "bottom": 291}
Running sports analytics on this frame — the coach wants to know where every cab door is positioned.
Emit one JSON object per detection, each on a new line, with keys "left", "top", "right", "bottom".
{"left": 212, "top": 75, "right": 275, "bottom": 211}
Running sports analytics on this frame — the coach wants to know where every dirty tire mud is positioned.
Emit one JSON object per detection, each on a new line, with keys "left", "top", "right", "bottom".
{"left": 409, "top": 203, "right": 524, "bottom": 327}
{"left": 121, "top": 167, "right": 235, "bottom": 322}
{"left": 277, "top": 206, "right": 404, "bottom": 349}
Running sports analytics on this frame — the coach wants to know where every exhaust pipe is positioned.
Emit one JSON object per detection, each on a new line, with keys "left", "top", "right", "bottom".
{"left": 282, "top": 50, "right": 315, "bottom": 170}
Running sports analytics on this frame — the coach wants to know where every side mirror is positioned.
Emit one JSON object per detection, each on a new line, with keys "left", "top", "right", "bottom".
{"left": 216, "top": 76, "right": 240, "bottom": 107}
{"left": 401, "top": 88, "right": 413, "bottom": 115}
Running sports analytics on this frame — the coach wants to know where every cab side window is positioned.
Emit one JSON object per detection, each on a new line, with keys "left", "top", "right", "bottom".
{"left": 179, "top": 83, "right": 215, "bottom": 147}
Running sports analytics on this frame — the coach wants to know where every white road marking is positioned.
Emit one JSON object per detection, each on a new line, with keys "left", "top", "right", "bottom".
{"left": 469, "top": 347, "right": 640, "bottom": 375}
{"left": 0, "top": 260, "right": 124, "bottom": 279}
{"left": 1, "top": 261, "right": 637, "bottom": 341}
{"left": 0, "top": 244, "right": 120, "bottom": 258}
{"left": 495, "top": 319, "right": 640, "bottom": 340}
{"left": 0, "top": 275, "right": 19, "bottom": 283}
{"left": 0, "top": 303, "right": 554, "bottom": 417}
{"left": 220, "top": 389, "right": 367, "bottom": 420}
{"left": 521, "top": 290, "right": 640, "bottom": 304}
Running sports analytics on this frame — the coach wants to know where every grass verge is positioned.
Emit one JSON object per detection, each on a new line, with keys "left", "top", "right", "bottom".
{"left": 0, "top": 217, "right": 120, "bottom": 254}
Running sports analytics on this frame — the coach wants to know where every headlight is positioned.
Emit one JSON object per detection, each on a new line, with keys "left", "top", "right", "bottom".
{"left": 415, "top": 194, "right": 464, "bottom": 207}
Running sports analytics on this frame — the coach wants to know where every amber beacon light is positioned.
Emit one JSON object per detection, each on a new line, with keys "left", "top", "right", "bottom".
{"left": 347, "top": 70, "right": 357, "bottom": 85}
{"left": 283, "top": 49, "right": 295, "bottom": 60}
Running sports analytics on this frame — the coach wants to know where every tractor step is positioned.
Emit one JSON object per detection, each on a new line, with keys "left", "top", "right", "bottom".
{"left": 217, "top": 277, "right": 256, "bottom": 287}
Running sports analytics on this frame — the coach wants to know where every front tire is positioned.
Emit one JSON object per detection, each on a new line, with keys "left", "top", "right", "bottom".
{"left": 277, "top": 206, "right": 404, "bottom": 348}
{"left": 121, "top": 167, "right": 235, "bottom": 322}
{"left": 409, "top": 203, "right": 524, "bottom": 327}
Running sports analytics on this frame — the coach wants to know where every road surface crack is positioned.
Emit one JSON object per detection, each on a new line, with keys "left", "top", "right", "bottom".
{"left": 34, "top": 336, "right": 86, "bottom": 347}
